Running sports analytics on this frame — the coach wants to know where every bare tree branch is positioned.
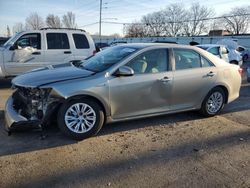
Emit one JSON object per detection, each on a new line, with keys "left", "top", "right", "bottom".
{"left": 25, "top": 12, "right": 44, "bottom": 30}
{"left": 222, "top": 6, "right": 250, "bottom": 34}
{"left": 163, "top": 3, "right": 187, "bottom": 37}
{"left": 183, "top": 3, "right": 214, "bottom": 36}
{"left": 62, "top": 12, "right": 77, "bottom": 28}
{"left": 46, "top": 14, "right": 62, "bottom": 28}
{"left": 12, "top": 22, "right": 25, "bottom": 34}
{"left": 124, "top": 22, "right": 146, "bottom": 37}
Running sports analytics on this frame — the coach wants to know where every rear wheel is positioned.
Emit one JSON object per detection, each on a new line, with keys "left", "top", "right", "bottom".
{"left": 57, "top": 98, "right": 104, "bottom": 140}
{"left": 200, "top": 87, "right": 225, "bottom": 117}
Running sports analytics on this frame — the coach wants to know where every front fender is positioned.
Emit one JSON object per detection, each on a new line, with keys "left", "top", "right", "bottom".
{"left": 48, "top": 81, "right": 111, "bottom": 117}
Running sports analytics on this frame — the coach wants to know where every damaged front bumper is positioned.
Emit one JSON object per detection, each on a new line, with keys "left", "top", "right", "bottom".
{"left": 4, "top": 97, "right": 41, "bottom": 132}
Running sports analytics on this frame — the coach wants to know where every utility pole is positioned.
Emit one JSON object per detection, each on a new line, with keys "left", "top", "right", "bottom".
{"left": 99, "top": 0, "right": 102, "bottom": 43}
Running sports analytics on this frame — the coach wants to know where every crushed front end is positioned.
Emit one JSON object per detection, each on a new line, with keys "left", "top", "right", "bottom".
{"left": 5, "top": 86, "right": 62, "bottom": 132}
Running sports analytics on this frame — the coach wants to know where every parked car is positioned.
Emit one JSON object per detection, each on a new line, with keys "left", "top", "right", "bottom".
{"left": 5, "top": 44, "right": 241, "bottom": 140}
{"left": 0, "top": 37, "right": 10, "bottom": 46}
{"left": 196, "top": 44, "right": 229, "bottom": 63}
{"left": 197, "top": 44, "right": 242, "bottom": 66}
{"left": 95, "top": 42, "right": 110, "bottom": 49}
{"left": 216, "top": 39, "right": 243, "bottom": 66}
{"left": 154, "top": 40, "right": 178, "bottom": 44}
{"left": 110, "top": 41, "right": 127, "bottom": 46}
{"left": 0, "top": 28, "right": 96, "bottom": 78}
{"left": 236, "top": 45, "right": 249, "bottom": 62}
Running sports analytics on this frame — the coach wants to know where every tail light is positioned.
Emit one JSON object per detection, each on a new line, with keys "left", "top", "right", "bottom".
{"left": 238, "top": 67, "right": 243, "bottom": 76}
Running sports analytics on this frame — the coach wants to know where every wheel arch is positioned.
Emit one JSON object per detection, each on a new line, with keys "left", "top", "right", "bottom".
{"left": 212, "top": 85, "right": 229, "bottom": 104}
{"left": 65, "top": 94, "right": 108, "bottom": 119}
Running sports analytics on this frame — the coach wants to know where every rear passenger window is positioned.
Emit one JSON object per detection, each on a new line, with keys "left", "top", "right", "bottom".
{"left": 201, "top": 56, "right": 214, "bottom": 67}
{"left": 46, "top": 33, "right": 69, "bottom": 49}
{"left": 208, "top": 47, "right": 219, "bottom": 55}
{"left": 73, "top": 34, "right": 90, "bottom": 49}
{"left": 174, "top": 49, "right": 201, "bottom": 70}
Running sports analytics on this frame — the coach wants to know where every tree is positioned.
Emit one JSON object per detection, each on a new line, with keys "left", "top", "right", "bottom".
{"left": 25, "top": 12, "right": 44, "bottom": 30}
{"left": 46, "top": 14, "right": 61, "bottom": 28}
{"left": 12, "top": 22, "right": 25, "bottom": 34}
{"left": 62, "top": 12, "right": 77, "bottom": 28}
{"left": 109, "top": 33, "right": 121, "bottom": 38}
{"left": 163, "top": 3, "right": 188, "bottom": 37}
{"left": 7, "top": 25, "right": 11, "bottom": 37}
{"left": 142, "top": 11, "right": 166, "bottom": 36}
{"left": 183, "top": 3, "right": 214, "bottom": 36}
{"left": 222, "top": 6, "right": 250, "bottom": 35}
{"left": 124, "top": 22, "right": 146, "bottom": 37}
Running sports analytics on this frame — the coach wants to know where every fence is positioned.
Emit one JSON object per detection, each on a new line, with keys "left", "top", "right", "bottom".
{"left": 93, "top": 35, "right": 250, "bottom": 48}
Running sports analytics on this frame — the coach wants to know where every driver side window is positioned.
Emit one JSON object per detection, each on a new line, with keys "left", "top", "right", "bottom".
{"left": 16, "top": 33, "right": 41, "bottom": 49}
{"left": 126, "top": 49, "right": 168, "bottom": 74}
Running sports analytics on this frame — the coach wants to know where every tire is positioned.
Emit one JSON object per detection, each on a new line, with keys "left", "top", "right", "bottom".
{"left": 247, "top": 77, "right": 250, "bottom": 83}
{"left": 57, "top": 98, "right": 104, "bottom": 140}
{"left": 230, "top": 60, "right": 238, "bottom": 65}
{"left": 199, "top": 87, "right": 225, "bottom": 117}
{"left": 243, "top": 54, "right": 248, "bottom": 62}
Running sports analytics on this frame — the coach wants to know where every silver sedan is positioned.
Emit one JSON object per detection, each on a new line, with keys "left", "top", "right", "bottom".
{"left": 5, "top": 43, "right": 242, "bottom": 140}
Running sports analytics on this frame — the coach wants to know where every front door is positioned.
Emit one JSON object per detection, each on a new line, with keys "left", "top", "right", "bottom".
{"left": 4, "top": 33, "right": 44, "bottom": 76}
{"left": 109, "top": 48, "right": 173, "bottom": 119}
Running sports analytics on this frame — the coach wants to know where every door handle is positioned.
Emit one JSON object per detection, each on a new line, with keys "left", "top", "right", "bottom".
{"left": 32, "top": 51, "right": 41, "bottom": 55}
{"left": 206, "top": 71, "right": 216, "bottom": 77}
{"left": 64, "top": 51, "right": 72, "bottom": 54}
{"left": 159, "top": 76, "right": 172, "bottom": 82}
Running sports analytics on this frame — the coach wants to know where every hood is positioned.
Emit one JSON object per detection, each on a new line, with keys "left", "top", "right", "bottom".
{"left": 12, "top": 63, "right": 94, "bottom": 88}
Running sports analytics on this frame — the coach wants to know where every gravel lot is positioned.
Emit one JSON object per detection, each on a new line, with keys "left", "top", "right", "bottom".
{"left": 0, "top": 68, "right": 249, "bottom": 188}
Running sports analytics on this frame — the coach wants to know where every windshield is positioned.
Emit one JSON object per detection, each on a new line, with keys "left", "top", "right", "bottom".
{"left": 80, "top": 46, "right": 138, "bottom": 72}
{"left": 3, "top": 32, "right": 22, "bottom": 47}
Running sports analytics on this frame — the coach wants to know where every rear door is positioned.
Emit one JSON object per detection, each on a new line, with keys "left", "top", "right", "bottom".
{"left": 72, "top": 33, "right": 92, "bottom": 60}
{"left": 172, "top": 48, "right": 217, "bottom": 110}
{"left": 43, "top": 32, "right": 74, "bottom": 66}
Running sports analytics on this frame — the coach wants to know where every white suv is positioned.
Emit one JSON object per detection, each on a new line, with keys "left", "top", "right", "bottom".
{"left": 0, "top": 28, "right": 96, "bottom": 77}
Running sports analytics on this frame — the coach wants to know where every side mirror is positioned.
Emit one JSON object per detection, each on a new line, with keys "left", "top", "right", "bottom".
{"left": 9, "top": 43, "right": 18, "bottom": 51}
{"left": 114, "top": 66, "right": 134, "bottom": 77}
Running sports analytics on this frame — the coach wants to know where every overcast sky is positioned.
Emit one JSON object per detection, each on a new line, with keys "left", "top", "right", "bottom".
{"left": 0, "top": 0, "right": 249, "bottom": 37}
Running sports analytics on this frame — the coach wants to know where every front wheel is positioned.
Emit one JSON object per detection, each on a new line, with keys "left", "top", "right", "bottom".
{"left": 57, "top": 98, "right": 104, "bottom": 140}
{"left": 200, "top": 88, "right": 225, "bottom": 117}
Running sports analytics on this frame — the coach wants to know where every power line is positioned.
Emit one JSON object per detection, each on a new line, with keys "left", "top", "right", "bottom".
{"left": 102, "top": 13, "right": 250, "bottom": 25}
{"left": 80, "top": 22, "right": 99, "bottom": 27}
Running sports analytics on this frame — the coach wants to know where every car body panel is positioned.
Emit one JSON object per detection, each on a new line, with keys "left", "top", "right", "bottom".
{"left": 12, "top": 64, "right": 94, "bottom": 87}
{"left": 5, "top": 43, "right": 242, "bottom": 132}
{"left": 109, "top": 71, "right": 173, "bottom": 119}
{"left": 172, "top": 66, "right": 218, "bottom": 110}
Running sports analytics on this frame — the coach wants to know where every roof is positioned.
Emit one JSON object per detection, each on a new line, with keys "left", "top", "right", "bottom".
{"left": 116, "top": 43, "right": 195, "bottom": 49}
{"left": 197, "top": 44, "right": 224, "bottom": 48}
